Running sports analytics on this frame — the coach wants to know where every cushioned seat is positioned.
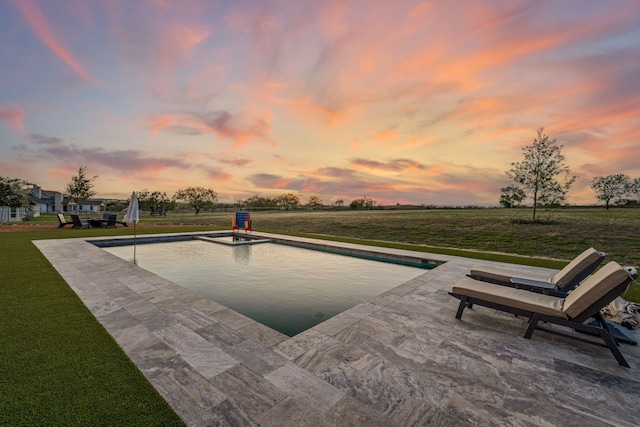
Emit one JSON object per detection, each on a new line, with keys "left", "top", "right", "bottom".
{"left": 452, "top": 279, "right": 566, "bottom": 318}
{"left": 450, "top": 261, "right": 637, "bottom": 367}
{"left": 468, "top": 247, "right": 605, "bottom": 295}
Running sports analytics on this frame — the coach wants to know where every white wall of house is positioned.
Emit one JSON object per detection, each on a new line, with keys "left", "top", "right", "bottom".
{"left": 67, "top": 203, "right": 104, "bottom": 213}
{"left": 0, "top": 207, "right": 34, "bottom": 222}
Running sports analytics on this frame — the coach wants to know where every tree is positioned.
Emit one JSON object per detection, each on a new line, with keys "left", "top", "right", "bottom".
{"left": 241, "top": 195, "right": 278, "bottom": 208}
{"left": 590, "top": 174, "right": 631, "bottom": 210}
{"left": 65, "top": 166, "right": 97, "bottom": 212}
{"left": 506, "top": 128, "right": 575, "bottom": 222}
{"left": 0, "top": 176, "right": 30, "bottom": 223}
{"left": 627, "top": 177, "right": 640, "bottom": 204}
{"left": 173, "top": 187, "right": 217, "bottom": 215}
{"left": 137, "top": 189, "right": 174, "bottom": 216}
{"left": 306, "top": 195, "right": 323, "bottom": 210}
{"left": 334, "top": 199, "right": 344, "bottom": 208}
{"left": 350, "top": 196, "right": 376, "bottom": 209}
{"left": 499, "top": 186, "right": 526, "bottom": 208}
{"left": 275, "top": 193, "right": 300, "bottom": 210}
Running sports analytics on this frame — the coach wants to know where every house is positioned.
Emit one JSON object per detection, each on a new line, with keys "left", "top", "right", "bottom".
{"left": 1, "top": 184, "right": 105, "bottom": 222}
{"left": 64, "top": 197, "right": 105, "bottom": 213}
{"left": 30, "top": 185, "right": 64, "bottom": 214}
{"left": 0, "top": 206, "right": 33, "bottom": 222}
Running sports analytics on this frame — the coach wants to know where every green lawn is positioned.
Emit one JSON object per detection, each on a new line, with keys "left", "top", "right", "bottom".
{"left": 0, "top": 227, "right": 208, "bottom": 426}
{"left": 2, "top": 207, "right": 639, "bottom": 424}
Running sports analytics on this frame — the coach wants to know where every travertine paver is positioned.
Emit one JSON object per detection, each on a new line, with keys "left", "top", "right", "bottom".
{"left": 34, "top": 231, "right": 640, "bottom": 426}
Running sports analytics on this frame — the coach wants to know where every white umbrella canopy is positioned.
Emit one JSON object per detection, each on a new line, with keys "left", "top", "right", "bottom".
{"left": 123, "top": 192, "right": 139, "bottom": 225}
{"left": 123, "top": 191, "right": 139, "bottom": 262}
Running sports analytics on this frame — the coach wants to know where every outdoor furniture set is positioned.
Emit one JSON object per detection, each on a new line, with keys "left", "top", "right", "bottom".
{"left": 57, "top": 213, "right": 127, "bottom": 229}
{"left": 450, "top": 247, "right": 639, "bottom": 367}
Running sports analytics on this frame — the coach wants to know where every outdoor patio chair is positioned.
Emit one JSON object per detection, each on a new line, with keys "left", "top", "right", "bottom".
{"left": 103, "top": 214, "right": 117, "bottom": 228}
{"left": 57, "top": 213, "right": 71, "bottom": 228}
{"left": 449, "top": 261, "right": 638, "bottom": 367}
{"left": 467, "top": 247, "right": 605, "bottom": 296}
{"left": 70, "top": 214, "right": 89, "bottom": 229}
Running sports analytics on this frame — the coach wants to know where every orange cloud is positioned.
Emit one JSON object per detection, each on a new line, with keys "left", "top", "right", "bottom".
{"left": 146, "top": 116, "right": 174, "bottom": 137}
{"left": 12, "top": 0, "right": 98, "bottom": 83}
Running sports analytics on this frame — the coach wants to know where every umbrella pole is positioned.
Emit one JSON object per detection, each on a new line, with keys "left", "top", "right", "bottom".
{"left": 133, "top": 222, "right": 137, "bottom": 263}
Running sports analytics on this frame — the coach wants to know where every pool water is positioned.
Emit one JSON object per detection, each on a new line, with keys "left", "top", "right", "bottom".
{"left": 104, "top": 240, "right": 426, "bottom": 336}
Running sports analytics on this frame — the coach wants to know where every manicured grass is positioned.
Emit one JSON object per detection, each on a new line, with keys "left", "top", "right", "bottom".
{"left": 0, "top": 227, "right": 211, "bottom": 426}
{"left": 2, "top": 207, "right": 638, "bottom": 424}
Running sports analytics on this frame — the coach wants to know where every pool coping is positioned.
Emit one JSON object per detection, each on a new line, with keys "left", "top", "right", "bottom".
{"left": 34, "top": 231, "right": 640, "bottom": 426}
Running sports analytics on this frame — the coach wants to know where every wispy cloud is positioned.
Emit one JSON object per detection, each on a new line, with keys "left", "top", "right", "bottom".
{"left": 219, "top": 158, "right": 252, "bottom": 167}
{"left": 350, "top": 158, "right": 426, "bottom": 173}
{"left": 12, "top": 0, "right": 98, "bottom": 83}
{"left": 145, "top": 109, "right": 274, "bottom": 146}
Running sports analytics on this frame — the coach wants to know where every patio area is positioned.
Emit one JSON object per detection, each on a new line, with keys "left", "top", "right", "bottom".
{"left": 34, "top": 232, "right": 640, "bottom": 426}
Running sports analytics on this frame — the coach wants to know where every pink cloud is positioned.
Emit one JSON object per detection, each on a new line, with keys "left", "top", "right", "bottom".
{"left": 146, "top": 109, "right": 274, "bottom": 147}
{"left": 0, "top": 104, "right": 26, "bottom": 131}
{"left": 146, "top": 116, "right": 174, "bottom": 137}
{"left": 12, "top": 0, "right": 98, "bottom": 83}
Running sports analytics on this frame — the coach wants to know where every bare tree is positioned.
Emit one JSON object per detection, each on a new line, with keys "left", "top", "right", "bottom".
{"left": 506, "top": 128, "right": 575, "bottom": 222}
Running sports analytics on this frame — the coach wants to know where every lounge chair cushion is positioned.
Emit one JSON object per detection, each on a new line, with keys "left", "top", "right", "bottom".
{"left": 469, "top": 247, "right": 604, "bottom": 291}
{"left": 551, "top": 247, "right": 604, "bottom": 288}
{"left": 452, "top": 279, "right": 566, "bottom": 318}
{"left": 468, "top": 265, "right": 552, "bottom": 285}
{"left": 563, "top": 261, "right": 628, "bottom": 318}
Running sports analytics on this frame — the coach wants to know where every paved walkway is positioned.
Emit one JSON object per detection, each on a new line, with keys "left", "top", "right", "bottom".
{"left": 34, "top": 232, "right": 640, "bottom": 426}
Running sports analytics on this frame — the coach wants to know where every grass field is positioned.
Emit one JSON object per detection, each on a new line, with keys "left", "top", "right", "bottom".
{"left": 2, "top": 207, "right": 639, "bottom": 424}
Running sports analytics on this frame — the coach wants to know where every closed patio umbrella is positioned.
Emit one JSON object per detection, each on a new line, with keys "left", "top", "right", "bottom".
{"left": 123, "top": 191, "right": 139, "bottom": 262}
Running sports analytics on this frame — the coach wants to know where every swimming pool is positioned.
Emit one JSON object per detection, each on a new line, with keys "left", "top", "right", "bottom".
{"left": 103, "top": 238, "right": 430, "bottom": 336}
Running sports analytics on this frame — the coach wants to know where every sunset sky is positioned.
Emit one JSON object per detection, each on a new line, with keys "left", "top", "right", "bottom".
{"left": 1, "top": 0, "right": 639, "bottom": 206}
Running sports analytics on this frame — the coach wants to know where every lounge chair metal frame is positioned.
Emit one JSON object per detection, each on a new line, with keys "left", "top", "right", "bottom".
{"left": 450, "top": 262, "right": 637, "bottom": 367}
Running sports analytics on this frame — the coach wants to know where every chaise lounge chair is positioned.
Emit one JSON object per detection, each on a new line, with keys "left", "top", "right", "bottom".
{"left": 70, "top": 214, "right": 89, "bottom": 229}
{"left": 57, "top": 213, "right": 71, "bottom": 228}
{"left": 450, "top": 261, "right": 638, "bottom": 367}
{"left": 467, "top": 247, "right": 605, "bottom": 296}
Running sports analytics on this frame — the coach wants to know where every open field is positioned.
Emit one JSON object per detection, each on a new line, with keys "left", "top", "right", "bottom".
{"left": 23, "top": 207, "right": 639, "bottom": 265}
{"left": 2, "top": 207, "right": 638, "bottom": 424}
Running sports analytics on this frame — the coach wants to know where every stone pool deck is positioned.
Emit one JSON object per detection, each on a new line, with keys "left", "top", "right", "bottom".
{"left": 34, "top": 232, "right": 640, "bottom": 426}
